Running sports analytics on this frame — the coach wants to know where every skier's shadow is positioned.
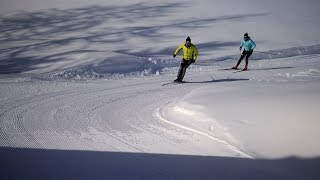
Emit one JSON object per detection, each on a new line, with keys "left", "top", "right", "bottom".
{"left": 250, "top": 67, "right": 294, "bottom": 71}
{"left": 185, "top": 78, "right": 249, "bottom": 84}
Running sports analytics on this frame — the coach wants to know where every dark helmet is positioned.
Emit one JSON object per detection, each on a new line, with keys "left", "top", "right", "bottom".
{"left": 244, "top": 33, "right": 250, "bottom": 41}
{"left": 186, "top": 36, "right": 191, "bottom": 42}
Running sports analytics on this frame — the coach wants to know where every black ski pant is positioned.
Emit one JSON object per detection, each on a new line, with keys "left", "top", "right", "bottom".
{"left": 177, "top": 59, "right": 193, "bottom": 81}
{"left": 236, "top": 50, "right": 253, "bottom": 68}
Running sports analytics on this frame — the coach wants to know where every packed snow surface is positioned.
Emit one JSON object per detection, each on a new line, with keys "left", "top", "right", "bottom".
{"left": 1, "top": 0, "right": 320, "bottom": 179}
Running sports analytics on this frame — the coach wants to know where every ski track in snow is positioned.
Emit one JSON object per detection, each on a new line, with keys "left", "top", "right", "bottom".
{"left": 0, "top": 74, "right": 257, "bottom": 158}
{"left": 1, "top": 53, "right": 320, "bottom": 158}
{"left": 153, "top": 107, "right": 253, "bottom": 158}
{"left": 0, "top": 78, "right": 217, "bottom": 154}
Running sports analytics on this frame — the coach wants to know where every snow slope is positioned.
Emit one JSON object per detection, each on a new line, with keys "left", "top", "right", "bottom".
{"left": 1, "top": 0, "right": 320, "bottom": 179}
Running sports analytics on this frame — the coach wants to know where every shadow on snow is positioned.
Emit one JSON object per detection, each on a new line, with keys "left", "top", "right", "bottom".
{"left": 0, "top": 3, "right": 268, "bottom": 75}
{"left": 1, "top": 147, "right": 319, "bottom": 180}
{"left": 185, "top": 78, "right": 250, "bottom": 84}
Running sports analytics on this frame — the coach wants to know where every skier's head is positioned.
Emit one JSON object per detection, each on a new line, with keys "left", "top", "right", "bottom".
{"left": 244, "top": 33, "right": 250, "bottom": 41}
{"left": 185, "top": 36, "right": 191, "bottom": 47}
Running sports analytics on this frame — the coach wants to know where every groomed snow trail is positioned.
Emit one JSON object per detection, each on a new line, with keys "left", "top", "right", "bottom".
{"left": 0, "top": 75, "right": 243, "bottom": 157}
{"left": 2, "top": 53, "right": 320, "bottom": 158}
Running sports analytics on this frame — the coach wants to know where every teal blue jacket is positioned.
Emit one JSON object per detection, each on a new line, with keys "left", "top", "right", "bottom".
{"left": 240, "top": 38, "right": 256, "bottom": 51}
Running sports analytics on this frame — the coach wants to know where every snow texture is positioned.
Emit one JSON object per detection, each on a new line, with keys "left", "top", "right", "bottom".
{"left": 1, "top": 0, "right": 320, "bottom": 179}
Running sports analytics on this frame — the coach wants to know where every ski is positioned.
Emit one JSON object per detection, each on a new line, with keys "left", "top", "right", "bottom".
{"left": 218, "top": 68, "right": 247, "bottom": 73}
{"left": 161, "top": 81, "right": 186, "bottom": 86}
{"left": 233, "top": 69, "right": 248, "bottom": 73}
{"left": 218, "top": 68, "right": 235, "bottom": 71}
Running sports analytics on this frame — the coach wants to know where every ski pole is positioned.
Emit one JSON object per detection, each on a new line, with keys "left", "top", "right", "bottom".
{"left": 209, "top": 74, "right": 214, "bottom": 81}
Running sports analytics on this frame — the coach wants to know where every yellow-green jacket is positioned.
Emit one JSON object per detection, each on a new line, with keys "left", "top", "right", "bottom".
{"left": 174, "top": 43, "right": 199, "bottom": 61}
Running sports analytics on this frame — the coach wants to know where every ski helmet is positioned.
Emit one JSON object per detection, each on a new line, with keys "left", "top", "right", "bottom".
{"left": 186, "top": 36, "right": 191, "bottom": 42}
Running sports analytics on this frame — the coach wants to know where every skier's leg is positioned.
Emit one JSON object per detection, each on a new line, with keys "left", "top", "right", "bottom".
{"left": 180, "top": 67, "right": 187, "bottom": 80}
{"left": 176, "top": 60, "right": 188, "bottom": 81}
{"left": 176, "top": 66, "right": 184, "bottom": 81}
{"left": 181, "top": 61, "right": 193, "bottom": 80}
{"left": 176, "top": 60, "right": 192, "bottom": 81}
{"left": 243, "top": 58, "right": 248, "bottom": 71}
{"left": 243, "top": 51, "right": 253, "bottom": 70}
{"left": 233, "top": 51, "right": 247, "bottom": 69}
{"left": 185, "top": 60, "right": 192, "bottom": 69}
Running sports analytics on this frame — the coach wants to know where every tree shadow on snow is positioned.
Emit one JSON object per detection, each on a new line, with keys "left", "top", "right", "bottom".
{"left": 1, "top": 147, "right": 319, "bottom": 180}
{"left": 0, "top": 3, "right": 269, "bottom": 75}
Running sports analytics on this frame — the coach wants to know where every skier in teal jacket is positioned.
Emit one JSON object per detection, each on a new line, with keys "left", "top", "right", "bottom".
{"left": 232, "top": 33, "right": 256, "bottom": 71}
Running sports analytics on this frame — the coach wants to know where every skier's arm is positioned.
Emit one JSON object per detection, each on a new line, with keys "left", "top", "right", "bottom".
{"left": 193, "top": 46, "right": 199, "bottom": 61}
{"left": 251, "top": 40, "right": 256, "bottom": 50}
{"left": 239, "top": 40, "right": 244, "bottom": 50}
{"left": 173, "top": 44, "right": 184, "bottom": 57}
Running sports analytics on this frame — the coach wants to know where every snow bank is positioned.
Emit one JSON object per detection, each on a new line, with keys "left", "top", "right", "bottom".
{"left": 31, "top": 44, "right": 320, "bottom": 80}
{"left": 35, "top": 55, "right": 180, "bottom": 80}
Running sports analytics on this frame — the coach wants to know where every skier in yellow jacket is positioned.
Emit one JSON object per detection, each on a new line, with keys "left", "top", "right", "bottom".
{"left": 173, "top": 36, "right": 198, "bottom": 82}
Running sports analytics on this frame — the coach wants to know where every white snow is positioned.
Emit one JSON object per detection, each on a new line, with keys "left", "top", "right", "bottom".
{"left": 1, "top": 0, "right": 320, "bottom": 179}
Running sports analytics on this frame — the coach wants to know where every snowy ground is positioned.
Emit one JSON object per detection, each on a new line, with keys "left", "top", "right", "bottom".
{"left": 1, "top": 0, "right": 320, "bottom": 179}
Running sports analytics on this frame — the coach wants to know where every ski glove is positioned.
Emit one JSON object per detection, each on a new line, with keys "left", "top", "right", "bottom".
{"left": 239, "top": 47, "right": 242, "bottom": 50}
{"left": 173, "top": 54, "right": 176, "bottom": 58}
{"left": 191, "top": 59, "right": 195, "bottom": 63}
